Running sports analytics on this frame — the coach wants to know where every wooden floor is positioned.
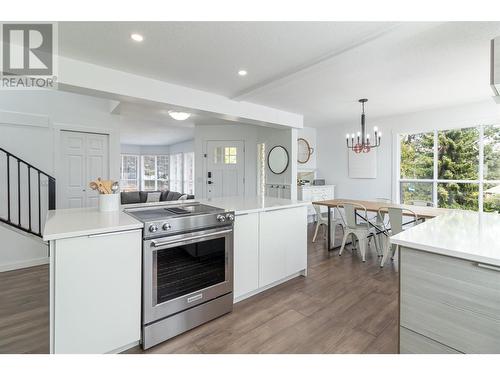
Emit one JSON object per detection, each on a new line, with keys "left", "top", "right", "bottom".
{"left": 0, "top": 224, "right": 399, "bottom": 354}
{"left": 0, "top": 263, "right": 49, "bottom": 354}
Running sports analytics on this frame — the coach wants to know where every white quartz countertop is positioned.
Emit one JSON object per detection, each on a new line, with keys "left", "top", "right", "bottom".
{"left": 390, "top": 210, "right": 500, "bottom": 267}
{"left": 198, "top": 196, "right": 309, "bottom": 215}
{"left": 43, "top": 207, "right": 144, "bottom": 241}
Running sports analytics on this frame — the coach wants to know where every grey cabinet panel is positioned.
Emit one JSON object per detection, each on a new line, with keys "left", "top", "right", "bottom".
{"left": 400, "top": 247, "right": 500, "bottom": 354}
{"left": 400, "top": 327, "right": 460, "bottom": 354}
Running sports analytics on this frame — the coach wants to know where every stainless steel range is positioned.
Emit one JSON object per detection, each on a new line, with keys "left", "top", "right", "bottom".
{"left": 125, "top": 202, "right": 234, "bottom": 350}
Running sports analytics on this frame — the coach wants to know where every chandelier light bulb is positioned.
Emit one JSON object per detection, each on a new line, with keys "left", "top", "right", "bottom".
{"left": 346, "top": 98, "right": 381, "bottom": 153}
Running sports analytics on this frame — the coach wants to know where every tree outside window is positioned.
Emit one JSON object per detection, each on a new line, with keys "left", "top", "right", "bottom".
{"left": 141, "top": 155, "right": 169, "bottom": 191}
{"left": 120, "top": 155, "right": 139, "bottom": 191}
{"left": 399, "top": 125, "right": 500, "bottom": 212}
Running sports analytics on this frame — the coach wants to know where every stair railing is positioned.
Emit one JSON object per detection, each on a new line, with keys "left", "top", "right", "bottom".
{"left": 0, "top": 147, "right": 55, "bottom": 238}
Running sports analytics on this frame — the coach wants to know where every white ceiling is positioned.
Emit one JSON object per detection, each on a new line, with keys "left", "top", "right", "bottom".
{"left": 59, "top": 21, "right": 500, "bottom": 128}
{"left": 116, "top": 101, "right": 250, "bottom": 145}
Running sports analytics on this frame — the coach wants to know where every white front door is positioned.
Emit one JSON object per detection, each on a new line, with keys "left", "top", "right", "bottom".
{"left": 60, "top": 131, "right": 109, "bottom": 208}
{"left": 206, "top": 141, "right": 245, "bottom": 198}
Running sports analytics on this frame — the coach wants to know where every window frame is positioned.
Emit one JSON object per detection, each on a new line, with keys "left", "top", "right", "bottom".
{"left": 183, "top": 152, "right": 195, "bottom": 195}
{"left": 396, "top": 125, "right": 500, "bottom": 212}
{"left": 120, "top": 154, "right": 140, "bottom": 192}
{"left": 140, "top": 154, "right": 170, "bottom": 191}
{"left": 169, "top": 153, "right": 183, "bottom": 193}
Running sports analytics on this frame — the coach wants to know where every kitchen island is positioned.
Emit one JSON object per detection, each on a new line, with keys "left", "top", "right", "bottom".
{"left": 43, "top": 208, "right": 144, "bottom": 354}
{"left": 42, "top": 196, "right": 308, "bottom": 353}
{"left": 390, "top": 210, "right": 500, "bottom": 354}
{"left": 199, "top": 196, "right": 309, "bottom": 302}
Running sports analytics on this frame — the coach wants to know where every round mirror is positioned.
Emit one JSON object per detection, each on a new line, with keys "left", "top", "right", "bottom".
{"left": 297, "top": 137, "right": 314, "bottom": 164}
{"left": 268, "top": 146, "right": 289, "bottom": 175}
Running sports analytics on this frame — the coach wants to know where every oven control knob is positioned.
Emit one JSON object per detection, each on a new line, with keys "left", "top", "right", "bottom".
{"left": 148, "top": 224, "right": 158, "bottom": 233}
{"left": 162, "top": 223, "right": 171, "bottom": 231}
{"left": 216, "top": 214, "right": 226, "bottom": 222}
{"left": 226, "top": 213, "right": 235, "bottom": 222}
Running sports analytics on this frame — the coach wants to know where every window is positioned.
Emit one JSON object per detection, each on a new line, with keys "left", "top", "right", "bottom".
{"left": 183, "top": 152, "right": 195, "bottom": 195}
{"left": 120, "top": 155, "right": 139, "bottom": 191}
{"left": 120, "top": 152, "right": 195, "bottom": 195}
{"left": 398, "top": 125, "right": 500, "bottom": 212}
{"left": 224, "top": 147, "right": 237, "bottom": 164}
{"left": 141, "top": 155, "right": 169, "bottom": 191}
{"left": 169, "top": 153, "right": 183, "bottom": 193}
{"left": 213, "top": 146, "right": 237, "bottom": 164}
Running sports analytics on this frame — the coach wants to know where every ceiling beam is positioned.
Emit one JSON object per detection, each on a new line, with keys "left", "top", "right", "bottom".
{"left": 57, "top": 55, "right": 304, "bottom": 129}
{"left": 230, "top": 23, "right": 402, "bottom": 101}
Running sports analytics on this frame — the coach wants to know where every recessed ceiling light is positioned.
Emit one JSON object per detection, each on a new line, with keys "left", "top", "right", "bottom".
{"left": 130, "top": 33, "right": 144, "bottom": 42}
{"left": 168, "top": 111, "right": 191, "bottom": 121}
{"left": 238, "top": 70, "right": 248, "bottom": 76}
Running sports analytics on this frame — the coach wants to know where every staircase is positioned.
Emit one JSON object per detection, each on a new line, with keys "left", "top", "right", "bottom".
{"left": 0, "top": 147, "right": 56, "bottom": 238}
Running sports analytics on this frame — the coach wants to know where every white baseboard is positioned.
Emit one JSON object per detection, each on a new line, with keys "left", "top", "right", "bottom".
{"left": 0, "top": 257, "right": 49, "bottom": 272}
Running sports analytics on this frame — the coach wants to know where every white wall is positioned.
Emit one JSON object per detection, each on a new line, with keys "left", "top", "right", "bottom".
{"left": 194, "top": 124, "right": 259, "bottom": 198}
{"left": 169, "top": 139, "right": 194, "bottom": 154}
{"left": 0, "top": 90, "right": 124, "bottom": 271}
{"left": 121, "top": 144, "right": 170, "bottom": 155}
{"left": 257, "top": 126, "right": 297, "bottom": 199}
{"left": 316, "top": 99, "right": 500, "bottom": 201}
{"left": 194, "top": 124, "right": 297, "bottom": 199}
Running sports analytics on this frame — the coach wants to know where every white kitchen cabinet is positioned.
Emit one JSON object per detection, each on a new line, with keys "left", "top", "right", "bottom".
{"left": 233, "top": 213, "right": 259, "bottom": 299}
{"left": 51, "top": 229, "right": 142, "bottom": 353}
{"left": 258, "top": 206, "right": 307, "bottom": 287}
{"left": 298, "top": 185, "right": 335, "bottom": 218}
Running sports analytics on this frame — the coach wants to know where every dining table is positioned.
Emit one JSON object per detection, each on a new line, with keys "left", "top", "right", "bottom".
{"left": 312, "top": 198, "right": 451, "bottom": 251}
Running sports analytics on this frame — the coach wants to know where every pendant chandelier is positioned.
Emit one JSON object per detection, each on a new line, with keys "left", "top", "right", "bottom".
{"left": 346, "top": 99, "right": 381, "bottom": 153}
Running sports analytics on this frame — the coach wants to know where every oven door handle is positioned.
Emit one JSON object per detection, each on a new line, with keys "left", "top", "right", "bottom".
{"left": 150, "top": 229, "right": 232, "bottom": 248}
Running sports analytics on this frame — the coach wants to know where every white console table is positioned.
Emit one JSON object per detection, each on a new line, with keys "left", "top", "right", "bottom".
{"left": 297, "top": 185, "right": 335, "bottom": 221}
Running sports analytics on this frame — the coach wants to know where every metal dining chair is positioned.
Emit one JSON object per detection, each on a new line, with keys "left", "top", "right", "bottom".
{"left": 377, "top": 206, "right": 418, "bottom": 267}
{"left": 369, "top": 198, "right": 392, "bottom": 241}
{"left": 337, "top": 202, "right": 380, "bottom": 262}
{"left": 312, "top": 204, "right": 345, "bottom": 243}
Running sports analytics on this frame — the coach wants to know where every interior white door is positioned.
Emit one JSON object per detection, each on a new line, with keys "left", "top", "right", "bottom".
{"left": 206, "top": 141, "right": 245, "bottom": 198}
{"left": 60, "top": 131, "right": 109, "bottom": 208}
{"left": 85, "top": 133, "right": 109, "bottom": 208}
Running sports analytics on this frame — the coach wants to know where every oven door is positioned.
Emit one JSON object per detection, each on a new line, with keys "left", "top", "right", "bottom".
{"left": 143, "top": 226, "right": 233, "bottom": 324}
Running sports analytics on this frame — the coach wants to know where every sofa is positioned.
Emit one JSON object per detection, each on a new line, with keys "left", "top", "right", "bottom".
{"left": 121, "top": 190, "right": 195, "bottom": 205}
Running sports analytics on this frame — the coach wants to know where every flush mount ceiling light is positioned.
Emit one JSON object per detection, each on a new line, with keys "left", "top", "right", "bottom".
{"left": 346, "top": 99, "right": 381, "bottom": 153}
{"left": 168, "top": 111, "right": 191, "bottom": 121}
{"left": 130, "top": 33, "right": 144, "bottom": 42}
{"left": 238, "top": 70, "right": 248, "bottom": 76}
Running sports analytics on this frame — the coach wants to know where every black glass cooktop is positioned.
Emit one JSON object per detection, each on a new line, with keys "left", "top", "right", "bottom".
{"left": 125, "top": 203, "right": 224, "bottom": 222}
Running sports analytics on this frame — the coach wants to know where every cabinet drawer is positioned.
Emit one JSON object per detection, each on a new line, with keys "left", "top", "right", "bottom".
{"left": 400, "top": 247, "right": 500, "bottom": 353}
{"left": 400, "top": 327, "right": 460, "bottom": 354}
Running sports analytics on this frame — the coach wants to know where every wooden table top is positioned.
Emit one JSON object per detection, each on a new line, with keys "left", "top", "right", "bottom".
{"left": 312, "top": 198, "right": 451, "bottom": 219}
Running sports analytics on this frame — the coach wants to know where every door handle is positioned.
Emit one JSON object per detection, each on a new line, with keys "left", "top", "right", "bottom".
{"left": 207, "top": 181, "right": 213, "bottom": 185}
{"left": 150, "top": 229, "right": 232, "bottom": 248}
